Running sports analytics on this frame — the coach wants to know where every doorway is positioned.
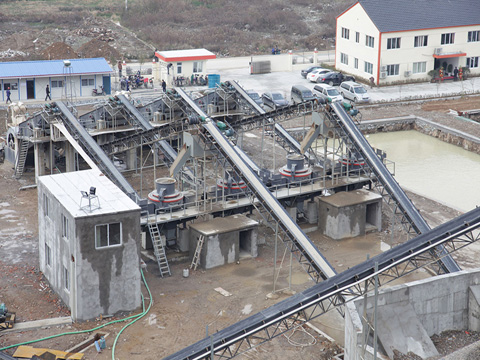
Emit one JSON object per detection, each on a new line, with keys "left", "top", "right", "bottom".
{"left": 26, "top": 80, "right": 35, "bottom": 99}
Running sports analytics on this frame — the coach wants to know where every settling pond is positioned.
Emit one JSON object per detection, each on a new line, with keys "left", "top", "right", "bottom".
{"left": 366, "top": 130, "right": 480, "bottom": 213}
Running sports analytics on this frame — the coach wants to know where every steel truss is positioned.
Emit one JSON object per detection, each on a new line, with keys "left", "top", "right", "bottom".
{"left": 164, "top": 207, "right": 480, "bottom": 360}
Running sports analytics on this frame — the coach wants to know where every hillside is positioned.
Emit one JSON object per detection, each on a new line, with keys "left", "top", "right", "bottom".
{"left": 0, "top": 0, "right": 352, "bottom": 61}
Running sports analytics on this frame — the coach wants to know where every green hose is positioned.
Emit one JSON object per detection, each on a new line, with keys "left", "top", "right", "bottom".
{"left": 0, "top": 269, "right": 152, "bottom": 357}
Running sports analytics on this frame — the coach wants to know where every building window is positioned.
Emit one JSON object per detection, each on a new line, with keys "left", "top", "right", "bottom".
{"left": 81, "top": 78, "right": 94, "bottom": 86}
{"left": 355, "top": 32, "right": 360, "bottom": 43}
{"left": 354, "top": 58, "right": 359, "bottom": 69}
{"left": 412, "top": 62, "right": 426, "bottom": 74}
{"left": 62, "top": 214, "right": 69, "bottom": 239}
{"left": 386, "top": 64, "right": 399, "bottom": 76}
{"left": 340, "top": 53, "right": 348, "bottom": 65}
{"left": 365, "top": 35, "right": 374, "bottom": 48}
{"left": 64, "top": 266, "right": 70, "bottom": 291}
{"left": 176, "top": 62, "right": 182, "bottom": 74}
{"left": 45, "top": 243, "right": 51, "bottom": 267}
{"left": 467, "top": 56, "right": 479, "bottom": 68}
{"left": 43, "top": 194, "right": 49, "bottom": 218}
{"left": 364, "top": 61, "right": 373, "bottom": 74}
{"left": 342, "top": 27, "right": 350, "bottom": 40}
{"left": 468, "top": 31, "right": 480, "bottom": 42}
{"left": 387, "top": 37, "right": 401, "bottom": 49}
{"left": 51, "top": 80, "right": 64, "bottom": 88}
{"left": 441, "top": 33, "right": 455, "bottom": 45}
{"left": 193, "top": 61, "right": 203, "bottom": 73}
{"left": 95, "top": 222, "right": 122, "bottom": 249}
{"left": 414, "top": 35, "right": 428, "bottom": 47}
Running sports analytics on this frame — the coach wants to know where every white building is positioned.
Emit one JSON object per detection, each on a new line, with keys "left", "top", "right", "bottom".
{"left": 0, "top": 58, "right": 113, "bottom": 102}
{"left": 154, "top": 48, "right": 216, "bottom": 86}
{"left": 335, "top": 0, "right": 480, "bottom": 85}
{"left": 38, "top": 169, "right": 141, "bottom": 321}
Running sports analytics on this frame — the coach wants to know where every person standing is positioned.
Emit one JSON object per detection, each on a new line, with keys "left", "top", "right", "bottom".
{"left": 454, "top": 66, "right": 459, "bottom": 81}
{"left": 161, "top": 79, "right": 166, "bottom": 92}
{"left": 6, "top": 87, "right": 11, "bottom": 104}
{"left": 118, "top": 61, "right": 123, "bottom": 78}
{"left": 45, "top": 84, "right": 51, "bottom": 101}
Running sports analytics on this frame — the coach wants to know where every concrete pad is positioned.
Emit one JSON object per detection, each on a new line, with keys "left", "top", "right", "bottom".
{"left": 376, "top": 303, "right": 438, "bottom": 359}
{"left": 2, "top": 316, "right": 72, "bottom": 333}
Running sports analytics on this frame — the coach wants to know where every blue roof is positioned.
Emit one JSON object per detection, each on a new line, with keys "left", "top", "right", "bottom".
{"left": 358, "top": 0, "right": 480, "bottom": 33}
{"left": 0, "top": 58, "right": 113, "bottom": 79}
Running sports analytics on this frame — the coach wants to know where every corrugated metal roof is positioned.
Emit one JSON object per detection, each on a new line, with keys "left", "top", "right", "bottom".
{"left": 39, "top": 169, "right": 140, "bottom": 219}
{"left": 0, "top": 58, "right": 113, "bottom": 79}
{"left": 358, "top": 0, "right": 480, "bottom": 33}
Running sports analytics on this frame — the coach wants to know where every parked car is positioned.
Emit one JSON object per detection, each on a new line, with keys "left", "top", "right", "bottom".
{"left": 306, "top": 68, "right": 331, "bottom": 83}
{"left": 316, "top": 72, "right": 355, "bottom": 86}
{"left": 246, "top": 90, "right": 263, "bottom": 107}
{"left": 300, "top": 66, "right": 322, "bottom": 78}
{"left": 313, "top": 84, "right": 344, "bottom": 103}
{"left": 339, "top": 81, "right": 370, "bottom": 103}
{"left": 261, "top": 92, "right": 289, "bottom": 109}
{"left": 290, "top": 85, "right": 316, "bottom": 105}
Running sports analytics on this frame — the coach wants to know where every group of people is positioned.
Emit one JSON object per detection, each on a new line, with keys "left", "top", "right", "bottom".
{"left": 173, "top": 74, "right": 208, "bottom": 87}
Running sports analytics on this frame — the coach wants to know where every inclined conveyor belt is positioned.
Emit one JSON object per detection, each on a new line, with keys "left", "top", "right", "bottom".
{"left": 55, "top": 101, "right": 140, "bottom": 202}
{"left": 164, "top": 206, "right": 480, "bottom": 360}
{"left": 227, "top": 80, "right": 266, "bottom": 115}
{"left": 117, "top": 94, "right": 153, "bottom": 131}
{"left": 175, "top": 87, "right": 336, "bottom": 280}
{"left": 330, "top": 101, "right": 460, "bottom": 273}
{"left": 203, "top": 120, "right": 336, "bottom": 278}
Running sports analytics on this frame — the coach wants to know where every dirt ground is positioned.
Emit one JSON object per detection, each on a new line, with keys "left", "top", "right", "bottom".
{"left": 0, "top": 100, "right": 479, "bottom": 359}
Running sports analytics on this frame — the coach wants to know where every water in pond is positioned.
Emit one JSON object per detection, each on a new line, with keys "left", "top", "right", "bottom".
{"left": 366, "top": 130, "right": 480, "bottom": 213}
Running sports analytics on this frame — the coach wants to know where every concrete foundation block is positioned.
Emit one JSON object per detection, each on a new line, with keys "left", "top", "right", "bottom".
{"left": 468, "top": 285, "right": 480, "bottom": 331}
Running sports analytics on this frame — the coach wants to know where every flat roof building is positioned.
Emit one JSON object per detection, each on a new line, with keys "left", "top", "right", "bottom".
{"left": 38, "top": 169, "right": 141, "bottom": 321}
{"left": 0, "top": 58, "right": 113, "bottom": 102}
{"left": 153, "top": 48, "right": 216, "bottom": 86}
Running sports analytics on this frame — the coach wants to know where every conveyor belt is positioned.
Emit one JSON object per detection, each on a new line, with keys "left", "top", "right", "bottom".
{"left": 175, "top": 87, "right": 336, "bottom": 280}
{"left": 329, "top": 101, "right": 460, "bottom": 273}
{"left": 54, "top": 101, "right": 140, "bottom": 202}
{"left": 164, "top": 206, "right": 480, "bottom": 360}
{"left": 117, "top": 94, "right": 153, "bottom": 131}
{"left": 226, "top": 80, "right": 266, "bottom": 115}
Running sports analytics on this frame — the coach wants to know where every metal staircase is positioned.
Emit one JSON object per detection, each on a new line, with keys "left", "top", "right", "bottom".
{"left": 14, "top": 139, "right": 29, "bottom": 178}
{"left": 190, "top": 235, "right": 205, "bottom": 271}
{"left": 148, "top": 222, "right": 171, "bottom": 277}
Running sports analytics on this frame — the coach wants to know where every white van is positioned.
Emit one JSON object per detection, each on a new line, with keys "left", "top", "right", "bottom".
{"left": 339, "top": 81, "right": 370, "bottom": 103}
{"left": 313, "top": 84, "right": 344, "bottom": 103}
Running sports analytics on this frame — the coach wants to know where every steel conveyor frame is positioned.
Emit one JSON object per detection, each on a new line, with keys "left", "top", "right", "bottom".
{"left": 164, "top": 206, "right": 480, "bottom": 360}
{"left": 329, "top": 102, "right": 460, "bottom": 273}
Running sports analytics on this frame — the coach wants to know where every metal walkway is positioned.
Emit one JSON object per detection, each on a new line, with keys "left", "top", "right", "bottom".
{"left": 54, "top": 101, "right": 141, "bottom": 203}
{"left": 175, "top": 87, "right": 336, "bottom": 282}
{"left": 329, "top": 101, "right": 460, "bottom": 273}
{"left": 163, "top": 206, "right": 480, "bottom": 360}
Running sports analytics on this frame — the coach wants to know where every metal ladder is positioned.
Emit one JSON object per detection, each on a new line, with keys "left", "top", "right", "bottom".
{"left": 148, "top": 222, "right": 171, "bottom": 277}
{"left": 14, "top": 139, "right": 30, "bottom": 178}
{"left": 190, "top": 235, "right": 205, "bottom": 271}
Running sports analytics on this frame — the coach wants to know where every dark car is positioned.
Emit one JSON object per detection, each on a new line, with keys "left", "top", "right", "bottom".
{"left": 246, "top": 90, "right": 263, "bottom": 107}
{"left": 316, "top": 72, "right": 355, "bottom": 86}
{"left": 261, "top": 92, "right": 289, "bottom": 109}
{"left": 301, "top": 66, "right": 322, "bottom": 78}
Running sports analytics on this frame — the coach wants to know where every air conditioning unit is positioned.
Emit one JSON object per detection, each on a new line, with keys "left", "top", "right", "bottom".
{"left": 434, "top": 48, "right": 442, "bottom": 55}
{"left": 380, "top": 72, "right": 387, "bottom": 79}
{"left": 404, "top": 70, "right": 412, "bottom": 77}
{"left": 380, "top": 65, "right": 387, "bottom": 72}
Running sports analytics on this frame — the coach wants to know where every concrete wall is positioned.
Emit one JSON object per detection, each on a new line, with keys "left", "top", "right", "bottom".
{"left": 318, "top": 199, "right": 365, "bottom": 239}
{"left": 75, "top": 211, "right": 141, "bottom": 321}
{"left": 345, "top": 269, "right": 480, "bottom": 360}
{"left": 38, "top": 181, "right": 76, "bottom": 317}
{"left": 190, "top": 230, "right": 238, "bottom": 269}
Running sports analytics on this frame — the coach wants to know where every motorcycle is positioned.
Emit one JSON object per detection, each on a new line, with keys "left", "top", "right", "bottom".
{"left": 92, "top": 86, "right": 105, "bottom": 96}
